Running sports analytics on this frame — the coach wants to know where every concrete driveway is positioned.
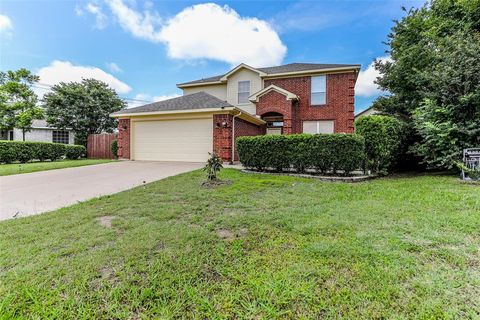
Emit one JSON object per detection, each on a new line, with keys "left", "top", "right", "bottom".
{"left": 0, "top": 161, "right": 203, "bottom": 221}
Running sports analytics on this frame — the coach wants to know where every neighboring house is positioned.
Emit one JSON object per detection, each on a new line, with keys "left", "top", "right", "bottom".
{"left": 0, "top": 120, "right": 75, "bottom": 144}
{"left": 111, "top": 62, "right": 361, "bottom": 162}
{"left": 355, "top": 106, "right": 379, "bottom": 120}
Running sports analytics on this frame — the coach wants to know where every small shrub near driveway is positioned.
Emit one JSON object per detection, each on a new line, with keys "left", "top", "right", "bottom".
{"left": 65, "top": 145, "right": 87, "bottom": 160}
{"left": 0, "top": 141, "right": 85, "bottom": 163}
{"left": 355, "top": 115, "right": 405, "bottom": 174}
{"left": 236, "top": 134, "right": 365, "bottom": 175}
{"left": 111, "top": 140, "right": 118, "bottom": 158}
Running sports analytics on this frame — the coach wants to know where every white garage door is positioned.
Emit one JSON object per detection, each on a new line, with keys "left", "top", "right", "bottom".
{"left": 132, "top": 118, "right": 213, "bottom": 162}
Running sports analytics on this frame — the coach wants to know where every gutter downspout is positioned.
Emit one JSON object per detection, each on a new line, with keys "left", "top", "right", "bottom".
{"left": 231, "top": 111, "right": 242, "bottom": 164}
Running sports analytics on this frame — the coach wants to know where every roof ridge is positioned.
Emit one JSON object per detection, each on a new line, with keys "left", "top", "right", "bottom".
{"left": 178, "top": 62, "right": 361, "bottom": 87}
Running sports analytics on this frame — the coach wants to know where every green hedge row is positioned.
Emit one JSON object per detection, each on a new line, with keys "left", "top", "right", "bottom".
{"left": 236, "top": 134, "right": 365, "bottom": 175}
{"left": 355, "top": 115, "right": 405, "bottom": 174}
{"left": 0, "top": 141, "right": 86, "bottom": 163}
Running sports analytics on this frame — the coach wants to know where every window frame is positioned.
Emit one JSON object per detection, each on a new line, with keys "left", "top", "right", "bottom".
{"left": 237, "top": 80, "right": 251, "bottom": 105}
{"left": 310, "top": 75, "right": 327, "bottom": 106}
{"left": 52, "top": 130, "right": 70, "bottom": 144}
{"left": 302, "top": 120, "right": 334, "bottom": 134}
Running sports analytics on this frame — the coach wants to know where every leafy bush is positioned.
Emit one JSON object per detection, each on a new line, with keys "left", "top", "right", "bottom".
{"left": 65, "top": 145, "right": 86, "bottom": 160}
{"left": 111, "top": 140, "right": 118, "bottom": 158}
{"left": 456, "top": 162, "right": 480, "bottom": 180}
{"left": 0, "top": 141, "right": 83, "bottom": 163}
{"left": 236, "top": 134, "right": 365, "bottom": 175}
{"left": 355, "top": 115, "right": 404, "bottom": 174}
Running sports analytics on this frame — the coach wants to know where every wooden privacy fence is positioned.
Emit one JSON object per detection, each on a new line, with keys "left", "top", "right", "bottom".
{"left": 87, "top": 133, "right": 117, "bottom": 159}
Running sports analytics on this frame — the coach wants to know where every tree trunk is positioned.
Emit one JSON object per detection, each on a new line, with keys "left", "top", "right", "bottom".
{"left": 22, "top": 129, "right": 25, "bottom": 141}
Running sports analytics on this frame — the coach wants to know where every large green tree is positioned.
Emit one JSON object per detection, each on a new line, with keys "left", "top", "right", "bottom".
{"left": 43, "top": 79, "right": 126, "bottom": 146}
{"left": 0, "top": 69, "right": 44, "bottom": 141}
{"left": 373, "top": 0, "right": 480, "bottom": 168}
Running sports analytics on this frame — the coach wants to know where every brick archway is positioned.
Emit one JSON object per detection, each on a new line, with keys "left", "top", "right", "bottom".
{"left": 256, "top": 91, "right": 294, "bottom": 134}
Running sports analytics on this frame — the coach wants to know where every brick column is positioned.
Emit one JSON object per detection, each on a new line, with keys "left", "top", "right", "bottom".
{"left": 213, "top": 114, "right": 233, "bottom": 162}
{"left": 117, "top": 118, "right": 130, "bottom": 159}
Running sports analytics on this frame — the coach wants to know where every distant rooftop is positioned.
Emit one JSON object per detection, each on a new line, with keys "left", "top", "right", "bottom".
{"left": 177, "top": 62, "right": 361, "bottom": 86}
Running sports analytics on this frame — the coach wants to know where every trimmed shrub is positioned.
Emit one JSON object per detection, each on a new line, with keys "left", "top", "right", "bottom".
{"left": 39, "top": 143, "right": 66, "bottom": 161}
{"left": 65, "top": 145, "right": 86, "bottom": 160}
{"left": 286, "top": 134, "right": 313, "bottom": 173}
{"left": 0, "top": 141, "right": 35, "bottom": 163}
{"left": 355, "top": 115, "right": 404, "bottom": 174}
{"left": 111, "top": 140, "right": 118, "bottom": 158}
{"left": 236, "top": 133, "right": 365, "bottom": 175}
{"left": 0, "top": 141, "right": 83, "bottom": 163}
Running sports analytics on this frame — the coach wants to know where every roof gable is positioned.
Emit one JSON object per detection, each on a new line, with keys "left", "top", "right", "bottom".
{"left": 219, "top": 63, "right": 266, "bottom": 81}
{"left": 249, "top": 84, "right": 299, "bottom": 103}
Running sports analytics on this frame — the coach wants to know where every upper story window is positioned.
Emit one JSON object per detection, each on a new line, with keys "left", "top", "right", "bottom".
{"left": 53, "top": 130, "right": 69, "bottom": 144}
{"left": 238, "top": 81, "right": 250, "bottom": 104}
{"left": 311, "top": 75, "right": 326, "bottom": 105}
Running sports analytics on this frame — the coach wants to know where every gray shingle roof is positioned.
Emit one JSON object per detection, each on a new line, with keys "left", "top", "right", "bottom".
{"left": 177, "top": 62, "right": 360, "bottom": 86}
{"left": 257, "top": 63, "right": 360, "bottom": 74}
{"left": 112, "top": 91, "right": 233, "bottom": 115}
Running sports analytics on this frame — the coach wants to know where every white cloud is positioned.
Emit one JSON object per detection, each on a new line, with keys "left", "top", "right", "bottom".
{"left": 75, "top": 5, "right": 84, "bottom": 16}
{"left": 102, "top": 1, "right": 286, "bottom": 66}
{"left": 128, "top": 92, "right": 180, "bottom": 108}
{"left": 151, "top": 93, "right": 180, "bottom": 101}
{"left": 36, "top": 60, "right": 132, "bottom": 97}
{"left": 159, "top": 3, "right": 286, "bottom": 66}
{"left": 86, "top": 2, "right": 108, "bottom": 29}
{"left": 355, "top": 56, "right": 391, "bottom": 97}
{"left": 106, "top": 0, "right": 162, "bottom": 42}
{"left": 0, "top": 14, "right": 13, "bottom": 33}
{"left": 106, "top": 62, "right": 122, "bottom": 73}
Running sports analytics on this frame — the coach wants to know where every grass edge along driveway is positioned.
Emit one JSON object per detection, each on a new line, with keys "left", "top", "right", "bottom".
{"left": 0, "top": 169, "right": 479, "bottom": 318}
{"left": 0, "top": 159, "right": 113, "bottom": 176}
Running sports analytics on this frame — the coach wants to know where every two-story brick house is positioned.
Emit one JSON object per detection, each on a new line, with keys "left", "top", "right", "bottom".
{"left": 111, "top": 62, "right": 360, "bottom": 162}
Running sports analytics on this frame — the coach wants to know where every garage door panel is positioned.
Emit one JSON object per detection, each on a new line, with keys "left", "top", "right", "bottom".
{"left": 133, "top": 118, "right": 213, "bottom": 162}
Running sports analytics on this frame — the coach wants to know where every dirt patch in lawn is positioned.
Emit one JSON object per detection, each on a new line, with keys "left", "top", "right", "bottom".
{"left": 216, "top": 228, "right": 248, "bottom": 241}
{"left": 96, "top": 216, "right": 116, "bottom": 228}
{"left": 201, "top": 179, "right": 232, "bottom": 188}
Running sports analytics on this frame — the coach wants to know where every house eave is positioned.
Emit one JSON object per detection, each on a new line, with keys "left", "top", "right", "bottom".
{"left": 177, "top": 81, "right": 224, "bottom": 88}
{"left": 262, "top": 66, "right": 361, "bottom": 79}
{"left": 177, "top": 65, "right": 361, "bottom": 89}
{"left": 111, "top": 107, "right": 265, "bottom": 125}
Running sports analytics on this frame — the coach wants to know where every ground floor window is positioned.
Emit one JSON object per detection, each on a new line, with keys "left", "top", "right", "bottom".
{"left": 52, "top": 130, "right": 69, "bottom": 144}
{"left": 303, "top": 120, "right": 334, "bottom": 134}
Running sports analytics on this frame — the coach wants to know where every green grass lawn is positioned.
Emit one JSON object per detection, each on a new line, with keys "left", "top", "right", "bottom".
{"left": 0, "top": 159, "right": 113, "bottom": 176}
{"left": 0, "top": 169, "right": 479, "bottom": 319}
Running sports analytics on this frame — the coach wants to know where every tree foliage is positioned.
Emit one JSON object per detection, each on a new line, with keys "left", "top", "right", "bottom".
{"left": 0, "top": 69, "right": 43, "bottom": 140}
{"left": 373, "top": 0, "right": 480, "bottom": 168}
{"left": 43, "top": 79, "right": 126, "bottom": 146}
{"left": 355, "top": 115, "right": 405, "bottom": 174}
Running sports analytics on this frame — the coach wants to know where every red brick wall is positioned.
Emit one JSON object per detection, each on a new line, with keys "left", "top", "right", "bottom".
{"left": 213, "top": 114, "right": 264, "bottom": 162}
{"left": 234, "top": 117, "right": 265, "bottom": 161}
{"left": 263, "top": 72, "right": 356, "bottom": 133}
{"left": 256, "top": 90, "right": 295, "bottom": 134}
{"left": 213, "top": 114, "right": 232, "bottom": 162}
{"left": 117, "top": 118, "right": 130, "bottom": 159}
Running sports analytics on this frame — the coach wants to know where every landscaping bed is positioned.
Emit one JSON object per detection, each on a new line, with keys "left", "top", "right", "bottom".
{"left": 241, "top": 169, "right": 376, "bottom": 182}
{"left": 0, "top": 169, "right": 479, "bottom": 318}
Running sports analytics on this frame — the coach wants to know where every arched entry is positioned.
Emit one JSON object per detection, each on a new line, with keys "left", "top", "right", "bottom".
{"left": 262, "top": 112, "right": 284, "bottom": 135}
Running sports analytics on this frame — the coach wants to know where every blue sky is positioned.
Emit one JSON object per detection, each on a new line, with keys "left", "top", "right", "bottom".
{"left": 0, "top": 0, "right": 423, "bottom": 112}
